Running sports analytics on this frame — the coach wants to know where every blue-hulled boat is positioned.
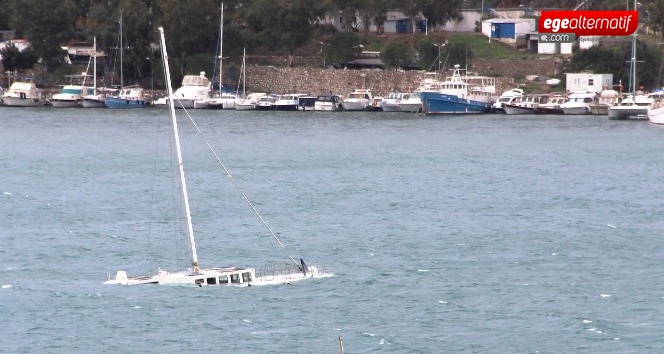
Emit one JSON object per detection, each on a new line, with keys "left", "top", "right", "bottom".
{"left": 104, "top": 15, "right": 150, "bottom": 109}
{"left": 419, "top": 64, "right": 495, "bottom": 114}
{"left": 104, "top": 87, "right": 150, "bottom": 108}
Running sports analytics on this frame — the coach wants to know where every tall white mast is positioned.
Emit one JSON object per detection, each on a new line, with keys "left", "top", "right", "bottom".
{"left": 120, "top": 14, "right": 124, "bottom": 88}
{"left": 218, "top": 2, "right": 224, "bottom": 94}
{"left": 158, "top": 27, "right": 200, "bottom": 273}
{"left": 92, "top": 36, "right": 97, "bottom": 91}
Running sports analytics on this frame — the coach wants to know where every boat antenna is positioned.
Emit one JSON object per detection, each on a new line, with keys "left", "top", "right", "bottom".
{"left": 158, "top": 27, "right": 201, "bottom": 273}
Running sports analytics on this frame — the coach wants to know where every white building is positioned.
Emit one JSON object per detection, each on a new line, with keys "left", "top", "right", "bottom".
{"left": 481, "top": 18, "right": 536, "bottom": 44}
{"left": 0, "top": 39, "right": 30, "bottom": 60}
{"left": 566, "top": 73, "right": 613, "bottom": 93}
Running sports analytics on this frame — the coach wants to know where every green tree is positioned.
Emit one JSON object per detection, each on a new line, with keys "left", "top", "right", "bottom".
{"left": 0, "top": 0, "right": 11, "bottom": 31}
{"left": 414, "top": 37, "right": 438, "bottom": 71}
{"left": 570, "top": 40, "right": 663, "bottom": 91}
{"left": 440, "top": 42, "right": 473, "bottom": 70}
{"left": 326, "top": 0, "right": 363, "bottom": 32}
{"left": 648, "top": 0, "right": 664, "bottom": 37}
{"left": 381, "top": 42, "right": 412, "bottom": 70}
{"left": 247, "top": 0, "right": 326, "bottom": 67}
{"left": 157, "top": 0, "right": 219, "bottom": 77}
{"left": 10, "top": 0, "right": 78, "bottom": 72}
{"left": 421, "top": 0, "right": 463, "bottom": 31}
{"left": 0, "top": 43, "right": 38, "bottom": 72}
{"left": 323, "top": 32, "right": 362, "bottom": 66}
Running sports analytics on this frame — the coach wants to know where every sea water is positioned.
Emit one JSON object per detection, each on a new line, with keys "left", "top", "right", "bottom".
{"left": 1, "top": 107, "right": 663, "bottom": 353}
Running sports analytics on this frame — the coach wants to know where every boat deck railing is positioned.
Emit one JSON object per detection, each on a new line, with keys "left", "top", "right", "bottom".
{"left": 256, "top": 263, "right": 329, "bottom": 280}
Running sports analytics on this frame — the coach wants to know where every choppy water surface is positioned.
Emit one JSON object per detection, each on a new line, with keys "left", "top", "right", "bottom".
{"left": 1, "top": 107, "right": 664, "bottom": 353}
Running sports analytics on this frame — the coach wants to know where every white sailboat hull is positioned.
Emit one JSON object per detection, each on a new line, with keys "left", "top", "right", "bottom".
{"left": 648, "top": 104, "right": 664, "bottom": 124}
{"left": 105, "top": 264, "right": 332, "bottom": 286}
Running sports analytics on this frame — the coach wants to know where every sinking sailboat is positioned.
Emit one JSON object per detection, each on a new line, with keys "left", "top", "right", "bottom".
{"left": 105, "top": 27, "right": 331, "bottom": 287}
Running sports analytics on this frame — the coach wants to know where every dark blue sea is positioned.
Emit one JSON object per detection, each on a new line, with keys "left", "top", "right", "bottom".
{"left": 1, "top": 107, "right": 663, "bottom": 353}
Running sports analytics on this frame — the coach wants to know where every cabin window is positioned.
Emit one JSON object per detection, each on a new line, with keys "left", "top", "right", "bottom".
{"left": 231, "top": 274, "right": 241, "bottom": 284}
{"left": 207, "top": 277, "right": 217, "bottom": 285}
{"left": 242, "top": 272, "right": 252, "bottom": 283}
{"left": 588, "top": 78, "right": 594, "bottom": 86}
{"left": 219, "top": 275, "right": 229, "bottom": 284}
{"left": 195, "top": 279, "right": 204, "bottom": 285}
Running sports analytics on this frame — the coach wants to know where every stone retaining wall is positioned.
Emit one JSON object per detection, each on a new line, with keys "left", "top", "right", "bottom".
{"left": 244, "top": 66, "right": 517, "bottom": 98}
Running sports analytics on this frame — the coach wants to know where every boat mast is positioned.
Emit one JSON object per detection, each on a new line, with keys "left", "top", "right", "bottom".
{"left": 218, "top": 2, "right": 224, "bottom": 95}
{"left": 158, "top": 27, "right": 200, "bottom": 273}
{"left": 92, "top": 36, "right": 97, "bottom": 91}
{"left": 120, "top": 13, "right": 124, "bottom": 89}
{"left": 630, "top": 0, "right": 637, "bottom": 96}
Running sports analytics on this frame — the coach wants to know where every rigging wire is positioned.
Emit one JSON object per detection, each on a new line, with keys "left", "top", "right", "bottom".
{"left": 174, "top": 102, "right": 300, "bottom": 268}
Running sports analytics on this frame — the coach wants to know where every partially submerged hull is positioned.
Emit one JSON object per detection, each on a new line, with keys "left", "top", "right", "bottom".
{"left": 105, "top": 263, "right": 331, "bottom": 286}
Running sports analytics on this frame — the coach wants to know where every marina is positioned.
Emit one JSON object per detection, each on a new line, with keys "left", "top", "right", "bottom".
{"left": 2, "top": 107, "right": 664, "bottom": 353}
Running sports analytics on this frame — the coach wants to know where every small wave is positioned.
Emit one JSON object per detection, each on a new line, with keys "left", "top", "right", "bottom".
{"left": 2, "top": 284, "right": 11, "bottom": 289}
{"left": 438, "top": 300, "right": 447, "bottom": 304}
{"left": 607, "top": 224, "right": 616, "bottom": 228}
{"left": 417, "top": 269, "right": 429, "bottom": 272}
{"left": 600, "top": 294, "right": 612, "bottom": 298}
{"left": 588, "top": 327, "right": 604, "bottom": 334}
{"left": 363, "top": 332, "right": 376, "bottom": 337}
{"left": 243, "top": 319, "right": 252, "bottom": 323}
{"left": 582, "top": 319, "right": 592, "bottom": 324}
{"left": 3, "top": 192, "right": 11, "bottom": 195}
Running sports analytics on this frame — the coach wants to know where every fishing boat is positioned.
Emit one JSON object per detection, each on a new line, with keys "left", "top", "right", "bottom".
{"left": 105, "top": 27, "right": 331, "bottom": 287}
{"left": 419, "top": 64, "right": 495, "bottom": 114}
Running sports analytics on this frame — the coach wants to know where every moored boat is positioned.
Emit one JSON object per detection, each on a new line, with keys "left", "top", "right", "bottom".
{"left": 166, "top": 72, "right": 212, "bottom": 109}
{"left": 399, "top": 92, "right": 422, "bottom": 113}
{"left": 503, "top": 94, "right": 548, "bottom": 115}
{"left": 274, "top": 93, "right": 307, "bottom": 111}
{"left": 419, "top": 64, "right": 495, "bottom": 114}
{"left": 1, "top": 77, "right": 44, "bottom": 107}
{"left": 560, "top": 91, "right": 596, "bottom": 115}
{"left": 341, "top": 88, "right": 373, "bottom": 111}
{"left": 589, "top": 89, "right": 621, "bottom": 115}
{"left": 256, "top": 95, "right": 276, "bottom": 110}
{"left": 533, "top": 94, "right": 566, "bottom": 115}
{"left": 314, "top": 94, "right": 343, "bottom": 111}
{"left": 298, "top": 96, "right": 317, "bottom": 111}
{"left": 380, "top": 92, "right": 406, "bottom": 112}
{"left": 645, "top": 88, "right": 664, "bottom": 124}
{"left": 235, "top": 92, "right": 267, "bottom": 111}
{"left": 608, "top": 93, "right": 653, "bottom": 119}
{"left": 491, "top": 88, "right": 524, "bottom": 113}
